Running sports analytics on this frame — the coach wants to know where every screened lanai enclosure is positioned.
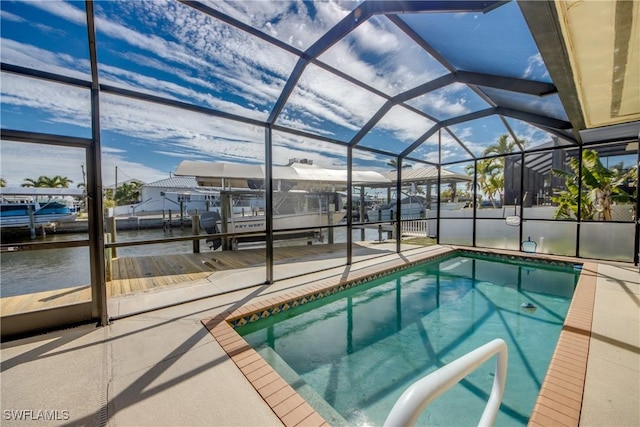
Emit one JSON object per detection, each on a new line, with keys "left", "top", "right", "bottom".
{"left": 1, "top": 0, "right": 638, "bottom": 337}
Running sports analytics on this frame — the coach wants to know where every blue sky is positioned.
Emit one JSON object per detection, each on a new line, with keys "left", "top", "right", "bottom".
{"left": 1, "top": 0, "right": 562, "bottom": 188}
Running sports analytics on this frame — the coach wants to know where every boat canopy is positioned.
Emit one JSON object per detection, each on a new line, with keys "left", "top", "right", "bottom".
{"left": 174, "top": 160, "right": 391, "bottom": 191}
{"left": 0, "top": 187, "right": 84, "bottom": 197}
{"left": 381, "top": 167, "right": 472, "bottom": 187}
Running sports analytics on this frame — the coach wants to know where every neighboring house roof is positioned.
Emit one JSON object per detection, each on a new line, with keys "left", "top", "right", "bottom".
{"left": 141, "top": 176, "right": 219, "bottom": 193}
{"left": 142, "top": 177, "right": 200, "bottom": 189}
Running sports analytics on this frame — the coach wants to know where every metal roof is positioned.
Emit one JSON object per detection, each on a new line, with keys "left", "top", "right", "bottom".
{"left": 142, "top": 176, "right": 200, "bottom": 189}
{"left": 175, "top": 160, "right": 390, "bottom": 189}
{"left": 382, "top": 167, "right": 471, "bottom": 184}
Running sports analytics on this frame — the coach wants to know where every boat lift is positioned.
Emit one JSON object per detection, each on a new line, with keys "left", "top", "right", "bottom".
{"left": 0, "top": 187, "right": 84, "bottom": 239}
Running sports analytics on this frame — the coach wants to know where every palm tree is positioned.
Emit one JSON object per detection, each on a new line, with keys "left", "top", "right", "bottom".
{"left": 103, "top": 188, "right": 115, "bottom": 210}
{"left": 115, "top": 181, "right": 141, "bottom": 205}
{"left": 51, "top": 175, "right": 73, "bottom": 188}
{"left": 487, "top": 169, "right": 505, "bottom": 206}
{"left": 21, "top": 177, "right": 42, "bottom": 187}
{"left": 386, "top": 158, "right": 413, "bottom": 171}
{"left": 478, "top": 135, "right": 527, "bottom": 206}
{"left": 552, "top": 149, "right": 632, "bottom": 220}
{"left": 482, "top": 134, "right": 520, "bottom": 157}
{"left": 21, "top": 175, "right": 73, "bottom": 188}
{"left": 628, "top": 165, "right": 638, "bottom": 221}
{"left": 627, "top": 165, "right": 638, "bottom": 198}
{"left": 465, "top": 159, "right": 503, "bottom": 208}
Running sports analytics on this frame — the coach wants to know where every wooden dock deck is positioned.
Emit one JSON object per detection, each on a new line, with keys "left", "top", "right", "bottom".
{"left": 1, "top": 243, "right": 391, "bottom": 316}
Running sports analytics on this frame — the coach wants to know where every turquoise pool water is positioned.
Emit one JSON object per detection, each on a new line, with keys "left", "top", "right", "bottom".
{"left": 238, "top": 253, "right": 580, "bottom": 426}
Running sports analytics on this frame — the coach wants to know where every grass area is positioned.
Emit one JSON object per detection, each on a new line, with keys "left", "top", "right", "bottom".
{"left": 403, "top": 236, "right": 437, "bottom": 246}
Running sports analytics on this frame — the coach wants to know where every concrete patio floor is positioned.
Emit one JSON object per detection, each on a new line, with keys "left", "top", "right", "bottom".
{"left": 1, "top": 245, "right": 638, "bottom": 426}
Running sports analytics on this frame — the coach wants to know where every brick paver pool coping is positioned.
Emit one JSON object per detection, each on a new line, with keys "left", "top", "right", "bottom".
{"left": 528, "top": 262, "right": 596, "bottom": 427}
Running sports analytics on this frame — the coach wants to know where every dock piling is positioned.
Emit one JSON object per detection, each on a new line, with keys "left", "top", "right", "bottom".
{"left": 28, "top": 206, "right": 36, "bottom": 240}
{"left": 105, "top": 233, "right": 112, "bottom": 281}
{"left": 106, "top": 216, "right": 117, "bottom": 258}
{"left": 192, "top": 209, "right": 200, "bottom": 253}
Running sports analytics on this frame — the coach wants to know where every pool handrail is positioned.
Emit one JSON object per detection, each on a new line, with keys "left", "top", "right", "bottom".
{"left": 383, "top": 338, "right": 508, "bottom": 427}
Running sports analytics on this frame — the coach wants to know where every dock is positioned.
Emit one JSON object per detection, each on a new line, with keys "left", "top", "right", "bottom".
{"left": 1, "top": 242, "right": 400, "bottom": 316}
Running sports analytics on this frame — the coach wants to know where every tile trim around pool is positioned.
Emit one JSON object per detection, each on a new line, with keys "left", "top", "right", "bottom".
{"left": 201, "top": 248, "right": 595, "bottom": 427}
{"left": 528, "top": 261, "right": 597, "bottom": 427}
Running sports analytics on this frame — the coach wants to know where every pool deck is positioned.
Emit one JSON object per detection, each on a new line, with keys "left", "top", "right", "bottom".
{"left": 1, "top": 244, "right": 638, "bottom": 426}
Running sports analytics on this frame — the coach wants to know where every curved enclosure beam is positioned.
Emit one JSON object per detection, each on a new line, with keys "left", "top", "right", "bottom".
{"left": 267, "top": 0, "right": 506, "bottom": 125}
{"left": 400, "top": 109, "right": 495, "bottom": 159}
{"left": 496, "top": 107, "right": 572, "bottom": 130}
{"left": 350, "top": 71, "right": 557, "bottom": 154}
{"left": 180, "top": 0, "right": 572, "bottom": 158}
{"left": 456, "top": 70, "right": 557, "bottom": 96}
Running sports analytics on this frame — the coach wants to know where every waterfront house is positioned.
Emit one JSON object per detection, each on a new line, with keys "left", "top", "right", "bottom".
{"left": 1, "top": 1, "right": 638, "bottom": 426}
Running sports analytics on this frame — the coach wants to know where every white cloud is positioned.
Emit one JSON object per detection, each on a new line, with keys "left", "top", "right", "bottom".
{"left": 317, "top": 15, "right": 447, "bottom": 96}
{"left": 509, "top": 120, "right": 553, "bottom": 149}
{"left": 0, "top": 75, "right": 264, "bottom": 182}
{"left": 0, "top": 140, "right": 165, "bottom": 187}
{"left": 154, "top": 150, "right": 209, "bottom": 160}
{"left": 411, "top": 127, "right": 479, "bottom": 164}
{"left": 1, "top": 10, "right": 25, "bottom": 22}
{"left": 372, "top": 106, "right": 435, "bottom": 143}
{"left": 98, "top": 92, "right": 268, "bottom": 164}
{"left": 352, "top": 17, "right": 400, "bottom": 55}
{"left": 1, "top": 0, "right": 534, "bottom": 181}
{"left": 410, "top": 83, "right": 476, "bottom": 118}
{"left": 523, "top": 53, "right": 550, "bottom": 80}
{"left": 1, "top": 72, "right": 92, "bottom": 126}
{"left": 102, "top": 146, "right": 126, "bottom": 154}
{"left": 28, "top": 0, "right": 298, "bottom": 111}
{"left": 283, "top": 63, "right": 387, "bottom": 133}
{"left": 1, "top": 141, "right": 85, "bottom": 187}
{"left": 0, "top": 39, "right": 91, "bottom": 79}
{"left": 201, "top": 0, "right": 354, "bottom": 50}
{"left": 30, "top": 0, "right": 86, "bottom": 26}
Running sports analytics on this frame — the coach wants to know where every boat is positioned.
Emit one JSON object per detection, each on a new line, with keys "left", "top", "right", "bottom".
{"left": 0, "top": 187, "right": 82, "bottom": 230}
{"left": 199, "top": 190, "right": 346, "bottom": 249}
{"left": 365, "top": 195, "right": 428, "bottom": 221}
{"left": 0, "top": 200, "right": 77, "bottom": 229}
{"left": 174, "top": 158, "right": 390, "bottom": 249}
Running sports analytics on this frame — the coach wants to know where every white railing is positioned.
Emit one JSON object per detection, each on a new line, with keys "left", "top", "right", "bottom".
{"left": 383, "top": 339, "right": 508, "bottom": 427}
{"left": 401, "top": 219, "right": 430, "bottom": 237}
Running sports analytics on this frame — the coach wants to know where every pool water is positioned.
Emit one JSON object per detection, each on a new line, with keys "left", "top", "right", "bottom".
{"left": 238, "top": 254, "right": 580, "bottom": 426}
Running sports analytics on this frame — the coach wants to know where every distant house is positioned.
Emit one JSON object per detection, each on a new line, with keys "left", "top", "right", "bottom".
{"left": 114, "top": 177, "right": 218, "bottom": 216}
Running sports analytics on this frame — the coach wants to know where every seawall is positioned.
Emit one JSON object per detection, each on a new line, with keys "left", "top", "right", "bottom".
{"left": 1, "top": 216, "right": 194, "bottom": 238}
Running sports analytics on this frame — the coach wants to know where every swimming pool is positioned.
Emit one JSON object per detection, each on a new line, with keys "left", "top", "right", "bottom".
{"left": 236, "top": 252, "right": 580, "bottom": 426}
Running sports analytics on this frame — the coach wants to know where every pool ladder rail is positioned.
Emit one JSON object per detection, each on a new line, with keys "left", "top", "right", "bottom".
{"left": 383, "top": 338, "right": 508, "bottom": 427}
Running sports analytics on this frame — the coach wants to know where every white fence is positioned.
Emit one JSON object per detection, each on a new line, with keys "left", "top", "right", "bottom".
{"left": 401, "top": 219, "right": 435, "bottom": 237}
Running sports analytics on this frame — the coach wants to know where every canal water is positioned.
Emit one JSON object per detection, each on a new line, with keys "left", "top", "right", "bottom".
{"left": 1, "top": 227, "right": 383, "bottom": 298}
{"left": 1, "top": 228, "right": 198, "bottom": 298}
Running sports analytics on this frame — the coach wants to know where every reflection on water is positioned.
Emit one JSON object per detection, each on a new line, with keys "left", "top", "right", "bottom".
{"left": 1, "top": 226, "right": 385, "bottom": 298}
{"left": 2, "top": 246, "right": 92, "bottom": 297}
{"left": 1, "top": 228, "right": 197, "bottom": 298}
